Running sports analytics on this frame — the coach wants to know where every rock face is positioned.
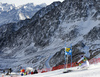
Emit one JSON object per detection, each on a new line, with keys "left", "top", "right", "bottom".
{"left": 0, "top": 2, "right": 46, "bottom": 26}
{"left": 0, "top": 0, "right": 100, "bottom": 70}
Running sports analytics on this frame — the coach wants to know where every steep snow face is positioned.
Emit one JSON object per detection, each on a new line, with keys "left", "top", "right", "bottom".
{"left": 0, "top": 1, "right": 62, "bottom": 70}
{"left": 0, "top": 3, "right": 46, "bottom": 26}
{"left": 0, "top": 0, "right": 100, "bottom": 71}
{"left": 49, "top": 0, "right": 100, "bottom": 66}
{"left": 19, "top": 13, "right": 26, "bottom": 20}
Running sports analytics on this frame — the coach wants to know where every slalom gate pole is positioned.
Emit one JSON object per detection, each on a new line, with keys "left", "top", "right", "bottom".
{"left": 66, "top": 55, "right": 69, "bottom": 70}
{"left": 71, "top": 54, "right": 72, "bottom": 67}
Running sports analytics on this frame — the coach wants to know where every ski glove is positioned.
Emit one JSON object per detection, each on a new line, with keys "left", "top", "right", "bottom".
{"left": 76, "top": 63, "right": 78, "bottom": 65}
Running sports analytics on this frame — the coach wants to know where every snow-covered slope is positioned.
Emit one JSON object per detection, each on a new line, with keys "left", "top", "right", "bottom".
{"left": 26, "top": 63, "right": 100, "bottom": 77}
{"left": 0, "top": 0, "right": 100, "bottom": 71}
{"left": 0, "top": 3, "right": 46, "bottom": 26}
{"left": 1, "top": 63, "right": 100, "bottom": 77}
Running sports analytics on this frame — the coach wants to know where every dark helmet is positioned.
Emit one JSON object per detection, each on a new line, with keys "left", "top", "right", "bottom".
{"left": 80, "top": 54, "right": 84, "bottom": 58}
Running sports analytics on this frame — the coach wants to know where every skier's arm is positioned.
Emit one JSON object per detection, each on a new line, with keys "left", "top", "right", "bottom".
{"left": 77, "top": 57, "right": 84, "bottom": 63}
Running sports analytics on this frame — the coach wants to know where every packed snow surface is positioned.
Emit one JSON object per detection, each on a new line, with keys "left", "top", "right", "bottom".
{"left": 1, "top": 63, "right": 100, "bottom": 77}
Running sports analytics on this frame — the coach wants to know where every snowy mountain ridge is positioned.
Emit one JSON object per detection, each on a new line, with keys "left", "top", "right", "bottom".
{"left": 0, "top": 2, "right": 15, "bottom": 12}
{"left": 0, "top": 0, "right": 100, "bottom": 71}
{"left": 0, "top": 2, "right": 46, "bottom": 26}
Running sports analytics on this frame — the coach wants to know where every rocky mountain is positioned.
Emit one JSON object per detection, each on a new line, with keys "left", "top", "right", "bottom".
{"left": 0, "top": 0, "right": 100, "bottom": 71}
{"left": 0, "top": 2, "right": 46, "bottom": 26}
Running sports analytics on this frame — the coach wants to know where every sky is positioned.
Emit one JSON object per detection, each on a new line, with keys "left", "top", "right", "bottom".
{"left": 0, "top": 0, "right": 64, "bottom": 6}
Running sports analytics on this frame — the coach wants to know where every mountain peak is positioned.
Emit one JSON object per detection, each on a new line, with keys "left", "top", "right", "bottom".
{"left": 0, "top": 2, "right": 46, "bottom": 26}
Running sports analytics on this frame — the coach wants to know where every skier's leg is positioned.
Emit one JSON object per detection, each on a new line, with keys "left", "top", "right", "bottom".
{"left": 77, "top": 63, "right": 82, "bottom": 69}
{"left": 85, "top": 61, "right": 89, "bottom": 68}
{"left": 80, "top": 61, "right": 89, "bottom": 69}
{"left": 80, "top": 63, "right": 87, "bottom": 68}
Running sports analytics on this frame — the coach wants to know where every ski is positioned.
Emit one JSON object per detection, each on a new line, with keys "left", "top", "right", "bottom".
{"left": 63, "top": 70, "right": 73, "bottom": 73}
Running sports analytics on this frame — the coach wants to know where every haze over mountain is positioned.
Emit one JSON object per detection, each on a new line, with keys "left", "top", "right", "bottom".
{"left": 0, "top": 0, "right": 100, "bottom": 71}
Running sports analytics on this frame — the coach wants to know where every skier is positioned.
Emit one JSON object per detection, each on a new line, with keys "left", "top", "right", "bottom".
{"left": 76, "top": 55, "right": 89, "bottom": 69}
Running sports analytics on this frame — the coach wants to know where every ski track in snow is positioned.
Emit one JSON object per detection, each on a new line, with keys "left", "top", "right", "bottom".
{"left": 45, "top": 55, "right": 53, "bottom": 68}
